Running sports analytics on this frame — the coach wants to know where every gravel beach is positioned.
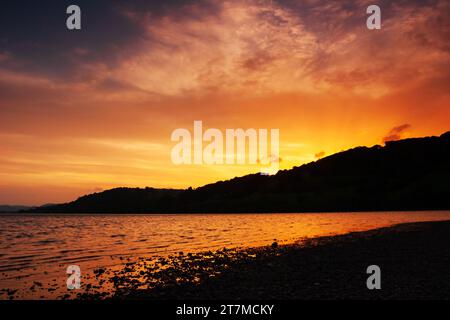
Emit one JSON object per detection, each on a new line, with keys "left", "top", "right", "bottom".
{"left": 74, "top": 220, "right": 450, "bottom": 300}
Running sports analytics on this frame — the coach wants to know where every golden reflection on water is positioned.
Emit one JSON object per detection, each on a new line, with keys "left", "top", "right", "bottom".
{"left": 1, "top": 211, "right": 450, "bottom": 299}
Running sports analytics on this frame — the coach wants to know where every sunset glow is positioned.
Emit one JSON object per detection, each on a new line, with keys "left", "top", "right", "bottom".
{"left": 0, "top": 0, "right": 449, "bottom": 205}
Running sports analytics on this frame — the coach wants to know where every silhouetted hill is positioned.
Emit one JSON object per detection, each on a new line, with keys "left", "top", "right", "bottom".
{"left": 28, "top": 132, "right": 450, "bottom": 213}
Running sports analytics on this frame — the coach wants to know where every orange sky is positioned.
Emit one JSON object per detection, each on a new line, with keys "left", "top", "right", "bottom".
{"left": 0, "top": 0, "right": 449, "bottom": 205}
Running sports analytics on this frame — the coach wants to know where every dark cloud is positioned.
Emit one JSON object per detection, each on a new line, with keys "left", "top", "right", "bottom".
{"left": 315, "top": 151, "right": 326, "bottom": 159}
{"left": 96, "top": 78, "right": 140, "bottom": 92}
{"left": 1, "top": 0, "right": 448, "bottom": 94}
{"left": 382, "top": 124, "right": 411, "bottom": 143}
{"left": 0, "top": 0, "right": 215, "bottom": 81}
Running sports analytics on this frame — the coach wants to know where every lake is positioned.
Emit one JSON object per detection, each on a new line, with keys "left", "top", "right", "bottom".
{"left": 1, "top": 211, "right": 450, "bottom": 299}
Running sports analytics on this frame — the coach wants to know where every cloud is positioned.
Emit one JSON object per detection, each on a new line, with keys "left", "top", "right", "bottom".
{"left": 0, "top": 51, "right": 11, "bottom": 63}
{"left": 2, "top": 0, "right": 449, "bottom": 99}
{"left": 110, "top": 0, "right": 321, "bottom": 96}
{"left": 382, "top": 124, "right": 411, "bottom": 143}
{"left": 315, "top": 151, "right": 326, "bottom": 159}
{"left": 108, "top": 0, "right": 450, "bottom": 98}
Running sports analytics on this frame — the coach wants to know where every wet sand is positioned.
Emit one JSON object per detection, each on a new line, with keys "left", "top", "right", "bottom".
{"left": 71, "top": 220, "right": 450, "bottom": 300}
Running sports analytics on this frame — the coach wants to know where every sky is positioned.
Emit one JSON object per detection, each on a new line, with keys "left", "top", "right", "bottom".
{"left": 0, "top": 0, "right": 449, "bottom": 205}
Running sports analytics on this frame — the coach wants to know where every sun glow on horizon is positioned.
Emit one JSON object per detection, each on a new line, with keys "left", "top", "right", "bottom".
{"left": 0, "top": 0, "right": 449, "bottom": 205}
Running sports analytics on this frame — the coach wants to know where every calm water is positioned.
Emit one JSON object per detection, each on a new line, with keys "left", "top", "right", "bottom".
{"left": 1, "top": 211, "right": 450, "bottom": 299}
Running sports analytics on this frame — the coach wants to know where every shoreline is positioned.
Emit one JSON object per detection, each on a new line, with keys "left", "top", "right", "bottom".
{"left": 2, "top": 212, "right": 450, "bottom": 300}
{"left": 76, "top": 220, "right": 450, "bottom": 300}
{"left": 3, "top": 209, "right": 450, "bottom": 215}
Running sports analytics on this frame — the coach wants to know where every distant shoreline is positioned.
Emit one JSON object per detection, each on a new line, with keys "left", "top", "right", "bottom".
{"left": 2, "top": 209, "right": 450, "bottom": 215}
